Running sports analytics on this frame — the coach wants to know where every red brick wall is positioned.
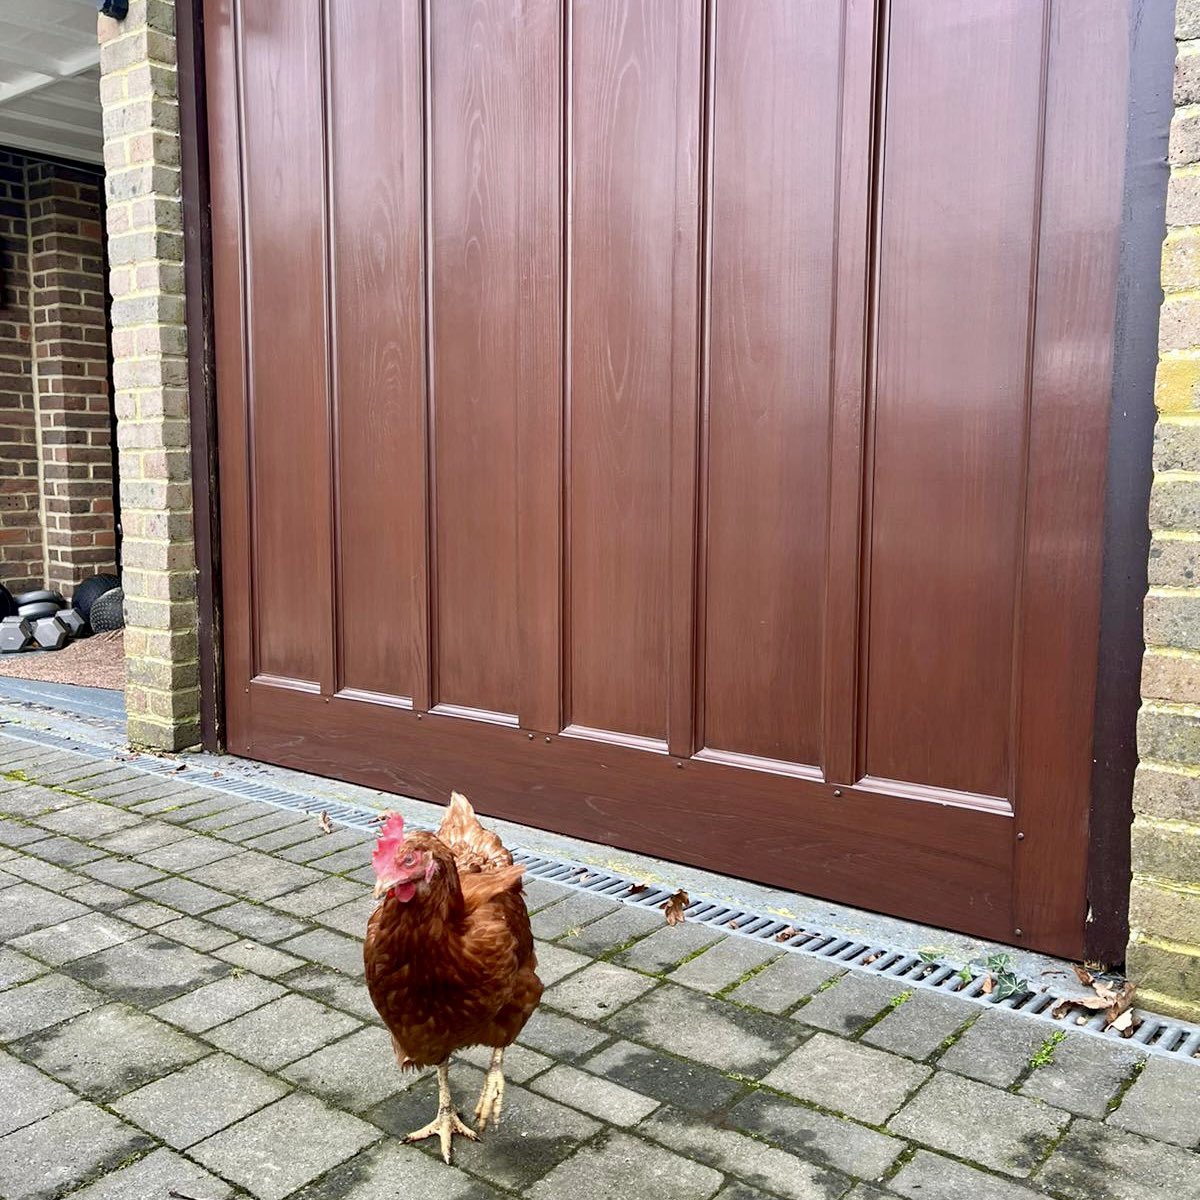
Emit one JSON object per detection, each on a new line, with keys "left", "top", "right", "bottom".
{"left": 26, "top": 161, "right": 118, "bottom": 595}
{"left": 0, "top": 151, "right": 44, "bottom": 594}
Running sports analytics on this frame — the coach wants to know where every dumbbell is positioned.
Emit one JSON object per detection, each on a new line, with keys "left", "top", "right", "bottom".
{"left": 58, "top": 608, "right": 87, "bottom": 637}
{"left": 0, "top": 616, "right": 33, "bottom": 653}
{"left": 32, "top": 615, "right": 69, "bottom": 651}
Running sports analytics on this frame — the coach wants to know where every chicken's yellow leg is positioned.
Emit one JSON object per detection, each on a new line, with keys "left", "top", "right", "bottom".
{"left": 474, "top": 1046, "right": 506, "bottom": 1131}
{"left": 405, "top": 1060, "right": 478, "bottom": 1163}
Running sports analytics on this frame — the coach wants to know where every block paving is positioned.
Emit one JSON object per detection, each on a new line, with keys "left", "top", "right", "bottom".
{"left": 0, "top": 731, "right": 1197, "bottom": 1199}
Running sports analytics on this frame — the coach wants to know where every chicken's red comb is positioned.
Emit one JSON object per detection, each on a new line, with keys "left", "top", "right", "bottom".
{"left": 371, "top": 812, "right": 405, "bottom": 878}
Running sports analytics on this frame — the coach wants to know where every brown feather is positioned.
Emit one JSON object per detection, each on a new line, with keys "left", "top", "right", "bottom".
{"left": 364, "top": 802, "right": 542, "bottom": 1071}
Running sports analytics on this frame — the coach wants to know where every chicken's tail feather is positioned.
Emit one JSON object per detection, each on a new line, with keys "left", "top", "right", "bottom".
{"left": 437, "top": 791, "right": 514, "bottom": 873}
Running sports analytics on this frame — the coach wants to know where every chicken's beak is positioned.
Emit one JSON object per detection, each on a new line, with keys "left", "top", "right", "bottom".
{"left": 373, "top": 875, "right": 397, "bottom": 899}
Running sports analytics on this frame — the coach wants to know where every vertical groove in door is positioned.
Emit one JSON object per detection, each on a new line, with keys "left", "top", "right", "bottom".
{"left": 418, "top": 0, "right": 437, "bottom": 713}
{"left": 691, "top": 0, "right": 718, "bottom": 758}
{"left": 231, "top": 0, "right": 258, "bottom": 682}
{"left": 559, "top": 0, "right": 574, "bottom": 734}
{"left": 318, "top": 0, "right": 341, "bottom": 697}
{"left": 1005, "top": 0, "right": 1054, "bottom": 813}
{"left": 853, "top": 0, "right": 892, "bottom": 779}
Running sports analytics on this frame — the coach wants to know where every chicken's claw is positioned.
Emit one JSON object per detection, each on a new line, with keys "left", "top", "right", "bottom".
{"left": 405, "top": 1107, "right": 478, "bottom": 1164}
{"left": 475, "top": 1055, "right": 506, "bottom": 1132}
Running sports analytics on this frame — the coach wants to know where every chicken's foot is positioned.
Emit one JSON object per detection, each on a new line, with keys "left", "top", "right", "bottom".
{"left": 405, "top": 1060, "right": 478, "bottom": 1164}
{"left": 474, "top": 1046, "right": 506, "bottom": 1131}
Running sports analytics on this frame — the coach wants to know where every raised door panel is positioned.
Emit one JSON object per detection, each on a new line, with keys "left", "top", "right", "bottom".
{"left": 701, "top": 0, "right": 843, "bottom": 769}
{"left": 567, "top": 0, "right": 702, "bottom": 743}
{"left": 327, "top": 0, "right": 427, "bottom": 705}
{"left": 428, "top": 0, "right": 523, "bottom": 718}
{"left": 864, "top": 0, "right": 1048, "bottom": 800}
{"left": 239, "top": 0, "right": 332, "bottom": 690}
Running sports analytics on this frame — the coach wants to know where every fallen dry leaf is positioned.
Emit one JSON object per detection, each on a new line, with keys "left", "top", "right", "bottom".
{"left": 628, "top": 883, "right": 648, "bottom": 896}
{"left": 318, "top": 811, "right": 333, "bottom": 835}
{"left": 727, "top": 920, "right": 739, "bottom": 931}
{"left": 1109, "top": 1008, "right": 1141, "bottom": 1038}
{"left": 1051, "top": 999, "right": 1073, "bottom": 1020}
{"left": 981, "top": 974, "right": 995, "bottom": 995}
{"left": 775, "top": 926, "right": 800, "bottom": 942}
{"left": 662, "top": 889, "right": 689, "bottom": 926}
{"left": 1072, "top": 963, "right": 1095, "bottom": 987}
{"left": 863, "top": 952, "right": 881, "bottom": 965}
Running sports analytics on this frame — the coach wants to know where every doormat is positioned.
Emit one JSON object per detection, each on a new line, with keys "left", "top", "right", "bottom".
{"left": 0, "top": 630, "right": 124, "bottom": 691}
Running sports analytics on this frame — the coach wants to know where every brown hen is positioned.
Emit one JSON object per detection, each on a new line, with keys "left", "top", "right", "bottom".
{"left": 364, "top": 793, "right": 542, "bottom": 1162}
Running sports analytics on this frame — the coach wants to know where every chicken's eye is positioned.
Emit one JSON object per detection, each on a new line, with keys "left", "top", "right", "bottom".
{"left": 402, "top": 852, "right": 417, "bottom": 868}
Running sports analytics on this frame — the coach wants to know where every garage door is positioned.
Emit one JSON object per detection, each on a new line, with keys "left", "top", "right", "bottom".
{"left": 204, "top": 0, "right": 1129, "bottom": 957}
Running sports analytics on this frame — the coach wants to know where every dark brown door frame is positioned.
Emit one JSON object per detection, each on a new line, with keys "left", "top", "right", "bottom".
{"left": 177, "top": 0, "right": 1174, "bottom": 960}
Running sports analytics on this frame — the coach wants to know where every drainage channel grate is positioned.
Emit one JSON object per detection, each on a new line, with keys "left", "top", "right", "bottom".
{"left": 4, "top": 720, "right": 1199, "bottom": 1063}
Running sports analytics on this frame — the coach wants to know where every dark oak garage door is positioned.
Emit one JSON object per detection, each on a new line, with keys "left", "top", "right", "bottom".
{"left": 205, "top": 0, "right": 1129, "bottom": 957}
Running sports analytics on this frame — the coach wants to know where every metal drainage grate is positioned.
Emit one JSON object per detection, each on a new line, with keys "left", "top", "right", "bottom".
{"left": 3, "top": 721, "right": 1199, "bottom": 1063}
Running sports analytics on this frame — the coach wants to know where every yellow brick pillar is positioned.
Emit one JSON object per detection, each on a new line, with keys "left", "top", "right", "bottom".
{"left": 98, "top": 0, "right": 200, "bottom": 750}
{"left": 1133, "top": 4, "right": 1200, "bottom": 1021}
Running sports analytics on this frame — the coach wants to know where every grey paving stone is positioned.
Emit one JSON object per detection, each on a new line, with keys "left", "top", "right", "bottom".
{"left": 0, "top": 1051, "right": 75, "bottom": 1137}
{"left": 0, "top": 818, "right": 48, "bottom": 847}
{"left": 189, "top": 849, "right": 326, "bottom": 901}
{"left": 13, "top": 1002, "right": 206, "bottom": 1101}
{"left": 270, "top": 875, "right": 372, "bottom": 917}
{"left": 530, "top": 1128, "right": 722, "bottom": 1200}
{"left": 152, "top": 972, "right": 287, "bottom": 1033}
{"left": 118, "top": 898, "right": 193, "bottom": 929}
{"left": 126, "top": 786, "right": 207, "bottom": 813}
{"left": 279, "top": 827, "right": 373, "bottom": 865}
{"left": 862, "top": 987, "right": 975, "bottom": 1060}
{"left": 667, "top": 936, "right": 781, "bottom": 994}
{"left": 531, "top": 941, "right": 589, "bottom": 987}
{"left": 0, "top": 947, "right": 47, "bottom": 990}
{"left": 0, "top": 787, "right": 80, "bottom": 820}
{"left": 886, "top": 1149, "right": 1042, "bottom": 1200}
{"left": 217, "top": 810, "right": 313, "bottom": 843}
{"left": 59, "top": 1146, "right": 239, "bottom": 1200}
{"left": 207, "top": 900, "right": 310, "bottom": 944}
{"left": 727, "top": 1090, "right": 905, "bottom": 1180}
{"left": 62, "top": 934, "right": 229, "bottom": 1007}
{"left": 215, "top": 938, "right": 306, "bottom": 978}
{"left": 530, "top": 1063, "right": 659, "bottom": 1125}
{"left": 0, "top": 1102, "right": 153, "bottom": 1200}
{"left": 279, "top": 928, "right": 364, "bottom": 976}
{"left": 765, "top": 1031, "right": 929, "bottom": 1125}
{"left": 716, "top": 1185, "right": 784, "bottom": 1200}
{"left": 523, "top": 878, "right": 569, "bottom": 912}
{"left": 543, "top": 959, "right": 657, "bottom": 1020}
{"left": 93, "top": 820, "right": 191, "bottom": 855}
{"left": 343, "top": 864, "right": 377, "bottom": 886}
{"left": 190, "top": 1092, "right": 380, "bottom": 1200}
{"left": 206, "top": 993, "right": 360, "bottom": 1070}
{"left": 1040, "top": 1119, "right": 1200, "bottom": 1200}
{"left": 1108, "top": 1055, "right": 1200, "bottom": 1147}
{"left": 21, "top": 835, "right": 107, "bottom": 867}
{"left": 158, "top": 795, "right": 251, "bottom": 824}
{"left": 292, "top": 1139, "right": 503, "bottom": 1200}
{"left": 1019, "top": 1029, "right": 1145, "bottom": 1120}
{"left": 313, "top": 897, "right": 374, "bottom": 940}
{"left": 792, "top": 970, "right": 908, "bottom": 1036}
{"left": 371, "top": 1065, "right": 599, "bottom": 1192}
{"left": 77, "top": 857, "right": 165, "bottom": 889}
{"left": 0, "top": 881, "right": 88, "bottom": 940}
{"left": 888, "top": 1071, "right": 1068, "bottom": 1176}
{"left": 137, "top": 834, "right": 242, "bottom": 872}
{"left": 937, "top": 1007, "right": 1046, "bottom": 1087}
{"left": 530, "top": 890, "right": 623, "bottom": 939}
{"left": 459, "top": 1041, "right": 553, "bottom": 1083}
{"left": 10, "top": 912, "right": 142, "bottom": 965}
{"left": 726, "top": 954, "right": 845, "bottom": 1013}
{"left": 517, "top": 1006, "right": 609, "bottom": 1062}
{"left": 0, "top": 973, "right": 105, "bottom": 1039}
{"left": 0, "top": 854, "right": 78, "bottom": 890}
{"left": 241, "top": 823, "right": 323, "bottom": 854}
{"left": 286, "top": 964, "right": 383, "bottom": 1024}
{"left": 583, "top": 1038, "right": 748, "bottom": 1116}
{"left": 613, "top": 922, "right": 725, "bottom": 974}
{"left": 136, "top": 875, "right": 234, "bottom": 915}
{"left": 62, "top": 880, "right": 131, "bottom": 912}
{"left": 608, "top": 982, "right": 805, "bottom": 1075}
{"left": 185, "top": 801, "right": 275, "bottom": 832}
{"left": 639, "top": 1106, "right": 851, "bottom": 1200}
{"left": 114, "top": 1052, "right": 290, "bottom": 1148}
{"left": 35, "top": 802, "right": 141, "bottom": 838}
{"left": 282, "top": 1026, "right": 412, "bottom": 1112}
{"left": 559, "top": 903, "right": 663, "bottom": 957}
{"left": 156, "top": 914, "right": 241, "bottom": 953}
